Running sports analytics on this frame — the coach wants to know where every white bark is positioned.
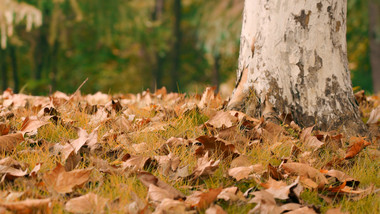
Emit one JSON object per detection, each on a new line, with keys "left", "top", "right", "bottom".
{"left": 229, "top": 0, "right": 365, "bottom": 133}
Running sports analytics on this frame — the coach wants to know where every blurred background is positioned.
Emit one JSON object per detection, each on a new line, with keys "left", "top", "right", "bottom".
{"left": 0, "top": 0, "right": 379, "bottom": 95}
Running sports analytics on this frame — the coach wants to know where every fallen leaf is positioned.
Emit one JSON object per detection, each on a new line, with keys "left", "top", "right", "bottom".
{"left": 285, "top": 206, "right": 316, "bottom": 214}
{"left": 65, "top": 192, "right": 108, "bottom": 214}
{"left": 300, "top": 126, "right": 324, "bottom": 150}
{"left": 367, "top": 106, "right": 380, "bottom": 124}
{"left": 195, "top": 136, "right": 239, "bottom": 158}
{"left": 282, "top": 163, "right": 328, "bottom": 187}
{"left": 205, "top": 204, "right": 227, "bottom": 214}
{"left": 61, "top": 128, "right": 89, "bottom": 162}
{"left": 261, "top": 177, "right": 300, "bottom": 200}
{"left": 322, "top": 169, "right": 359, "bottom": 188}
{"left": 217, "top": 187, "right": 245, "bottom": 202}
{"left": 198, "top": 87, "right": 222, "bottom": 109}
{"left": 0, "top": 165, "right": 28, "bottom": 181}
{"left": 205, "top": 111, "right": 238, "bottom": 129}
{"left": 186, "top": 188, "right": 222, "bottom": 209}
{"left": 148, "top": 184, "right": 177, "bottom": 202}
{"left": 153, "top": 198, "right": 190, "bottom": 214}
{"left": 0, "top": 123, "right": 10, "bottom": 135}
{"left": 325, "top": 207, "right": 349, "bottom": 214}
{"left": 137, "top": 171, "right": 185, "bottom": 199}
{"left": 0, "top": 198, "right": 51, "bottom": 214}
{"left": 20, "top": 116, "right": 49, "bottom": 135}
{"left": 0, "top": 133, "right": 24, "bottom": 153}
{"left": 344, "top": 136, "right": 371, "bottom": 159}
{"left": 29, "top": 163, "right": 41, "bottom": 178}
{"left": 228, "top": 164, "right": 263, "bottom": 181}
{"left": 43, "top": 163, "right": 92, "bottom": 194}
{"left": 189, "top": 152, "right": 220, "bottom": 180}
{"left": 248, "top": 190, "right": 282, "bottom": 214}
{"left": 230, "top": 155, "right": 252, "bottom": 168}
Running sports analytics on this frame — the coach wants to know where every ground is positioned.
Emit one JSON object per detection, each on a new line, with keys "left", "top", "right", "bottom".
{"left": 0, "top": 87, "right": 379, "bottom": 213}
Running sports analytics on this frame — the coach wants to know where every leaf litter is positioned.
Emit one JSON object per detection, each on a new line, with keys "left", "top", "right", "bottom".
{"left": 0, "top": 86, "right": 379, "bottom": 213}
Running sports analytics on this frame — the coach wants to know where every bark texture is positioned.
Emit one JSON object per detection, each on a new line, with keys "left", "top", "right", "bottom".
{"left": 228, "top": 0, "right": 366, "bottom": 134}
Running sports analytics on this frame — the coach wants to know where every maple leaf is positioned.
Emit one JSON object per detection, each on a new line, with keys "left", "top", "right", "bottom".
{"left": 0, "top": 198, "right": 52, "bottom": 214}
{"left": 344, "top": 136, "right": 371, "bottom": 159}
{"left": 0, "top": 133, "right": 24, "bottom": 153}
{"left": 43, "top": 163, "right": 92, "bottom": 194}
{"left": 65, "top": 193, "right": 108, "bottom": 213}
{"left": 185, "top": 188, "right": 222, "bottom": 209}
{"left": 282, "top": 163, "right": 328, "bottom": 187}
{"left": 300, "top": 126, "right": 324, "bottom": 150}
{"left": 189, "top": 152, "right": 220, "bottom": 180}
{"left": 20, "top": 116, "right": 49, "bottom": 135}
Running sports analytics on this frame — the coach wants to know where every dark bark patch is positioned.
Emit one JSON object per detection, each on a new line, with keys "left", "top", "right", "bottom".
{"left": 308, "top": 51, "right": 323, "bottom": 74}
{"left": 317, "top": 2, "right": 323, "bottom": 12}
{"left": 294, "top": 10, "right": 311, "bottom": 29}
{"left": 335, "top": 21, "right": 341, "bottom": 32}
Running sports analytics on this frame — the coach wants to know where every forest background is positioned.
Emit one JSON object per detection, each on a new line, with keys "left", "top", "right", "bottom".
{"left": 0, "top": 0, "right": 378, "bottom": 96}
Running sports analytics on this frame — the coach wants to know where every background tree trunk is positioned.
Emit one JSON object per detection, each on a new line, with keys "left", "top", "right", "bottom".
{"left": 171, "top": 0, "right": 181, "bottom": 91}
{"left": 212, "top": 54, "right": 221, "bottom": 92}
{"left": 0, "top": 48, "right": 7, "bottom": 91}
{"left": 369, "top": 0, "right": 380, "bottom": 94}
{"left": 9, "top": 45, "right": 19, "bottom": 93}
{"left": 228, "top": 0, "right": 366, "bottom": 134}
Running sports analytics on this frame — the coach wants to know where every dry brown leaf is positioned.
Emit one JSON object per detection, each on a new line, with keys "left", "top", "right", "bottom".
{"left": 185, "top": 188, "right": 222, "bottom": 209}
{"left": 61, "top": 128, "right": 89, "bottom": 162}
{"left": 205, "top": 111, "right": 238, "bottom": 129}
{"left": 300, "top": 126, "right": 324, "bottom": 150}
{"left": 282, "top": 163, "right": 328, "bottom": 187}
{"left": 190, "top": 152, "right": 220, "bottom": 180}
{"left": 65, "top": 192, "right": 108, "bottom": 214}
{"left": 0, "top": 198, "right": 51, "bottom": 214}
{"left": 230, "top": 155, "right": 252, "bottom": 168}
{"left": 260, "top": 177, "right": 300, "bottom": 200}
{"left": 0, "top": 165, "right": 28, "bottom": 181}
{"left": 43, "top": 163, "right": 92, "bottom": 194}
{"left": 153, "top": 198, "right": 190, "bottom": 214}
{"left": 285, "top": 206, "right": 316, "bottom": 214}
{"left": 20, "top": 116, "right": 49, "bottom": 135}
{"left": 325, "top": 207, "right": 349, "bottom": 214}
{"left": 137, "top": 171, "right": 185, "bottom": 199}
{"left": 148, "top": 184, "right": 177, "bottom": 202}
{"left": 132, "top": 142, "right": 149, "bottom": 153}
{"left": 29, "top": 163, "right": 41, "bottom": 178}
{"left": 344, "top": 136, "right": 371, "bottom": 159}
{"left": 248, "top": 190, "right": 282, "bottom": 214}
{"left": 195, "top": 136, "right": 239, "bottom": 158}
{"left": 121, "top": 155, "right": 154, "bottom": 171}
{"left": 217, "top": 187, "right": 245, "bottom": 202}
{"left": 155, "top": 153, "right": 180, "bottom": 176}
{"left": 367, "top": 106, "right": 380, "bottom": 124}
{"left": 268, "top": 163, "right": 283, "bottom": 180}
{"left": 205, "top": 204, "right": 227, "bottom": 214}
{"left": 0, "top": 133, "right": 24, "bottom": 153}
{"left": 228, "top": 164, "right": 263, "bottom": 181}
{"left": 322, "top": 169, "right": 359, "bottom": 187}
{"left": 198, "top": 87, "right": 222, "bottom": 109}
{"left": 0, "top": 123, "right": 10, "bottom": 136}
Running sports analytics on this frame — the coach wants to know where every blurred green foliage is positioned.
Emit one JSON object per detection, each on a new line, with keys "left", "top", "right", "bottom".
{"left": 0, "top": 0, "right": 375, "bottom": 94}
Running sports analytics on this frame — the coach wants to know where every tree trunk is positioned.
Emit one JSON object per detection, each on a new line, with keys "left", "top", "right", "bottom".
{"left": 151, "top": 0, "right": 165, "bottom": 90}
{"left": 9, "top": 45, "right": 19, "bottom": 93}
{"left": 171, "top": 0, "right": 181, "bottom": 91}
{"left": 0, "top": 48, "right": 7, "bottom": 91}
{"left": 228, "top": 0, "right": 366, "bottom": 135}
{"left": 369, "top": 0, "right": 380, "bottom": 94}
{"left": 212, "top": 54, "right": 221, "bottom": 92}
